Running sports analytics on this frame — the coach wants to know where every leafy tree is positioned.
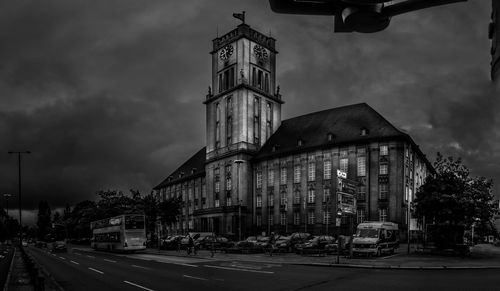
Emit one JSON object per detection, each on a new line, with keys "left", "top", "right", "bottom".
{"left": 158, "top": 197, "right": 183, "bottom": 225}
{"left": 414, "top": 153, "right": 495, "bottom": 244}
{"left": 37, "top": 200, "right": 52, "bottom": 240}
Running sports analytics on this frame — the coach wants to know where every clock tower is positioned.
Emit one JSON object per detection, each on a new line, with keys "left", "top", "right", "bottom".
{"left": 202, "top": 23, "right": 283, "bottom": 237}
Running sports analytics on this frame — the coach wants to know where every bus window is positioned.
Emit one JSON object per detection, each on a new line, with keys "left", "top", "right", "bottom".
{"left": 125, "top": 215, "right": 145, "bottom": 230}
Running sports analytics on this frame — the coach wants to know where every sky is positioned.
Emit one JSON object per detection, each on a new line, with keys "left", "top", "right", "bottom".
{"left": 0, "top": 0, "right": 498, "bottom": 225}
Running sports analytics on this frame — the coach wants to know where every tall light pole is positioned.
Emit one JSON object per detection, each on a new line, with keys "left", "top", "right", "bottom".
{"left": 8, "top": 150, "right": 31, "bottom": 243}
{"left": 234, "top": 160, "right": 244, "bottom": 241}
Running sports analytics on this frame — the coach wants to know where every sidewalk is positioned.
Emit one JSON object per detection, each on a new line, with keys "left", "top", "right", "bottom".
{"left": 143, "top": 244, "right": 500, "bottom": 270}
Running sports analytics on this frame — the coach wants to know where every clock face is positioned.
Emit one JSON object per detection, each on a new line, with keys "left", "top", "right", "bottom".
{"left": 253, "top": 45, "right": 268, "bottom": 61}
{"left": 219, "top": 45, "right": 234, "bottom": 61}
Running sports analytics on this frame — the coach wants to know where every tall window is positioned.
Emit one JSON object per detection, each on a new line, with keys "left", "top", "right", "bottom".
{"left": 268, "top": 214, "right": 274, "bottom": 226}
{"left": 280, "top": 167, "right": 287, "bottom": 185}
{"left": 294, "top": 212, "right": 300, "bottom": 225}
{"left": 280, "top": 191, "right": 287, "bottom": 206}
{"left": 268, "top": 193, "right": 274, "bottom": 207}
{"left": 308, "top": 188, "right": 315, "bottom": 203}
{"left": 256, "top": 215, "right": 262, "bottom": 227}
{"left": 226, "top": 177, "right": 232, "bottom": 191}
{"left": 226, "top": 195, "right": 232, "bottom": 206}
{"left": 323, "top": 187, "right": 331, "bottom": 202}
{"left": 256, "top": 195, "right": 262, "bottom": 207}
{"left": 280, "top": 212, "right": 287, "bottom": 226}
{"left": 308, "top": 162, "right": 316, "bottom": 181}
{"left": 215, "top": 194, "right": 220, "bottom": 207}
{"left": 340, "top": 158, "right": 348, "bottom": 174}
{"left": 357, "top": 185, "right": 366, "bottom": 200}
{"left": 256, "top": 171, "right": 262, "bottom": 189}
{"left": 218, "top": 67, "right": 235, "bottom": 92}
{"left": 380, "top": 145, "right": 388, "bottom": 156}
{"left": 379, "top": 183, "right": 388, "bottom": 200}
{"left": 323, "top": 211, "right": 331, "bottom": 224}
{"left": 323, "top": 160, "right": 332, "bottom": 180}
{"left": 379, "top": 208, "right": 388, "bottom": 222}
{"left": 357, "top": 208, "right": 366, "bottom": 223}
{"left": 357, "top": 156, "right": 366, "bottom": 177}
{"left": 266, "top": 102, "right": 272, "bottom": 139}
{"left": 253, "top": 97, "right": 260, "bottom": 144}
{"left": 215, "top": 103, "right": 221, "bottom": 148}
{"left": 268, "top": 168, "right": 275, "bottom": 186}
{"left": 379, "top": 163, "right": 388, "bottom": 175}
{"left": 294, "top": 165, "right": 301, "bottom": 183}
{"left": 294, "top": 189, "right": 301, "bottom": 204}
{"left": 308, "top": 211, "right": 315, "bottom": 224}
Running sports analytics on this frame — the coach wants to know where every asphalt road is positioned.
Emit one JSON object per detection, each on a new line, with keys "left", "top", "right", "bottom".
{"left": 0, "top": 245, "right": 14, "bottom": 289}
{"left": 26, "top": 246, "right": 500, "bottom": 291}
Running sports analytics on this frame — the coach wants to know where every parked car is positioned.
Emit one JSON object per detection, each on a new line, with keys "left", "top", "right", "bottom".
{"left": 51, "top": 240, "right": 67, "bottom": 253}
{"left": 161, "top": 235, "right": 183, "bottom": 250}
{"left": 295, "top": 235, "right": 335, "bottom": 254}
{"left": 226, "top": 240, "right": 262, "bottom": 253}
{"left": 196, "top": 235, "right": 233, "bottom": 250}
{"left": 275, "top": 236, "right": 293, "bottom": 252}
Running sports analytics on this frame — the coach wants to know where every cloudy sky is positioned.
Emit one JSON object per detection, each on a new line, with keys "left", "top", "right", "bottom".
{"left": 0, "top": 0, "right": 498, "bottom": 224}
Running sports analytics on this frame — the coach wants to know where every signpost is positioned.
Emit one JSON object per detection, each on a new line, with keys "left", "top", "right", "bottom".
{"left": 335, "top": 169, "right": 357, "bottom": 259}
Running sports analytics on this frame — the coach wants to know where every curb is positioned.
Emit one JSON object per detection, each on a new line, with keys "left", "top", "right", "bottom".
{"left": 3, "top": 247, "right": 15, "bottom": 291}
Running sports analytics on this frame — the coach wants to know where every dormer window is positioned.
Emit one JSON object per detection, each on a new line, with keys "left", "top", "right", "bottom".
{"left": 191, "top": 168, "right": 197, "bottom": 174}
{"left": 272, "top": 144, "right": 280, "bottom": 152}
{"left": 327, "top": 133, "right": 334, "bottom": 142}
{"left": 360, "top": 127, "right": 369, "bottom": 136}
{"left": 297, "top": 139, "right": 304, "bottom": 146}
{"left": 179, "top": 171, "right": 185, "bottom": 178}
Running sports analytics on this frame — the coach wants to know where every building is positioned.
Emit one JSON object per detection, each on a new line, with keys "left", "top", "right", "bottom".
{"left": 153, "top": 22, "right": 434, "bottom": 240}
{"left": 490, "top": 0, "right": 500, "bottom": 82}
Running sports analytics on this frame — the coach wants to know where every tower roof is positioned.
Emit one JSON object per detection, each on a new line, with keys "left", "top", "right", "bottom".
{"left": 212, "top": 23, "right": 276, "bottom": 53}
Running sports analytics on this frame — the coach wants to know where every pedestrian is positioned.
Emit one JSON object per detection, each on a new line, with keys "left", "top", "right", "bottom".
{"left": 176, "top": 236, "right": 181, "bottom": 253}
{"left": 269, "top": 232, "right": 276, "bottom": 256}
{"left": 187, "top": 234, "right": 195, "bottom": 255}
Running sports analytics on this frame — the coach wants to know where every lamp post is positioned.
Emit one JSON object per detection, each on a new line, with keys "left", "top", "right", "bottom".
{"left": 407, "top": 201, "right": 411, "bottom": 254}
{"left": 234, "top": 159, "right": 244, "bottom": 242}
{"left": 8, "top": 150, "right": 31, "bottom": 243}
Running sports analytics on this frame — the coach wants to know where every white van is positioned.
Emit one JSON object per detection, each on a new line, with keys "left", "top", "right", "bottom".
{"left": 352, "top": 221, "right": 399, "bottom": 256}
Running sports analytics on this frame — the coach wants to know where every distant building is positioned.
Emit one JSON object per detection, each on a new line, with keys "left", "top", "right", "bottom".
{"left": 490, "top": 0, "right": 500, "bottom": 82}
{"left": 153, "top": 23, "right": 434, "bottom": 239}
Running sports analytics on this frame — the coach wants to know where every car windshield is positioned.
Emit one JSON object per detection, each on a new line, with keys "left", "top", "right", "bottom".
{"left": 356, "top": 228, "right": 379, "bottom": 238}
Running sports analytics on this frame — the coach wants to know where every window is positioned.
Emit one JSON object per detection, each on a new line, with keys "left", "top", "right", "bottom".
{"left": 256, "top": 215, "right": 262, "bottom": 227}
{"left": 294, "top": 165, "right": 301, "bottom": 183}
{"left": 308, "top": 211, "right": 315, "bottom": 224}
{"left": 357, "top": 208, "right": 366, "bottom": 224}
{"left": 340, "top": 158, "right": 348, "bottom": 174}
{"left": 357, "top": 185, "right": 366, "bottom": 200}
{"left": 218, "top": 67, "right": 235, "bottom": 92}
{"left": 380, "top": 145, "right": 388, "bottom": 156}
{"left": 308, "top": 188, "right": 315, "bottom": 203}
{"left": 256, "top": 171, "right": 262, "bottom": 189}
{"left": 280, "top": 167, "right": 287, "bottom": 185}
{"left": 226, "top": 177, "right": 232, "bottom": 191}
{"left": 266, "top": 103, "right": 273, "bottom": 138}
{"left": 280, "top": 213, "right": 287, "bottom": 226}
{"left": 280, "top": 191, "right": 287, "bottom": 206}
{"left": 253, "top": 97, "right": 261, "bottom": 144}
{"left": 323, "top": 160, "right": 332, "bottom": 180}
{"left": 215, "top": 180, "right": 220, "bottom": 193}
{"left": 227, "top": 117, "right": 232, "bottom": 144}
{"left": 379, "top": 163, "right": 388, "bottom": 175}
{"left": 323, "top": 187, "right": 331, "bottom": 202}
{"left": 268, "top": 214, "right": 274, "bottom": 226}
{"left": 379, "top": 208, "right": 388, "bottom": 222}
{"left": 294, "top": 212, "right": 300, "bottom": 225}
{"left": 308, "top": 162, "right": 316, "bottom": 181}
{"left": 268, "top": 194, "right": 274, "bottom": 207}
{"left": 268, "top": 168, "right": 275, "bottom": 186}
{"left": 256, "top": 195, "right": 262, "bottom": 207}
{"left": 215, "top": 103, "right": 221, "bottom": 148}
{"left": 379, "top": 183, "right": 388, "bottom": 200}
{"left": 215, "top": 198, "right": 220, "bottom": 207}
{"left": 294, "top": 189, "right": 301, "bottom": 204}
{"left": 323, "top": 211, "right": 331, "bottom": 224}
{"left": 226, "top": 196, "right": 232, "bottom": 206}
{"left": 405, "top": 185, "right": 409, "bottom": 201}
{"left": 357, "top": 156, "right": 366, "bottom": 177}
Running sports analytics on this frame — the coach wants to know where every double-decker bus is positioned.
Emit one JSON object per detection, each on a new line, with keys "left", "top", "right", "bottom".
{"left": 90, "top": 214, "right": 146, "bottom": 252}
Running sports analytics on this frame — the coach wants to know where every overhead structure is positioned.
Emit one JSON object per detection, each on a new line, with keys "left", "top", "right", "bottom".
{"left": 269, "top": 0, "right": 467, "bottom": 33}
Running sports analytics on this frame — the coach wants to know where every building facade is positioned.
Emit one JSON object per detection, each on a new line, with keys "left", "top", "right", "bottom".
{"left": 153, "top": 23, "right": 434, "bottom": 240}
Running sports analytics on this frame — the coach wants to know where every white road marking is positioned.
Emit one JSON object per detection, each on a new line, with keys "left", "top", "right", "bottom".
{"left": 183, "top": 275, "right": 208, "bottom": 281}
{"left": 88, "top": 267, "right": 104, "bottom": 274}
{"left": 70, "top": 260, "right": 79, "bottom": 265}
{"left": 59, "top": 257, "right": 66, "bottom": 260}
{"left": 131, "top": 264, "right": 150, "bottom": 270}
{"left": 204, "top": 265, "right": 274, "bottom": 274}
{"left": 104, "top": 259, "right": 117, "bottom": 263}
{"left": 382, "top": 253, "right": 401, "bottom": 260}
{"left": 123, "top": 280, "right": 155, "bottom": 291}
{"left": 174, "top": 263, "right": 198, "bottom": 268}
{"left": 86, "top": 255, "right": 95, "bottom": 258}
{"left": 74, "top": 252, "right": 82, "bottom": 256}
{"left": 51, "top": 254, "right": 56, "bottom": 256}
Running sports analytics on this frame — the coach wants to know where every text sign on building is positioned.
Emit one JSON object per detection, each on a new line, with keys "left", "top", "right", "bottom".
{"left": 337, "top": 169, "right": 347, "bottom": 179}
{"left": 337, "top": 177, "right": 357, "bottom": 195}
{"left": 337, "top": 192, "right": 356, "bottom": 214}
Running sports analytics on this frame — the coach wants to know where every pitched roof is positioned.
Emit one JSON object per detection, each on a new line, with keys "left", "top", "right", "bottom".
{"left": 255, "top": 103, "right": 413, "bottom": 160}
{"left": 153, "top": 147, "right": 206, "bottom": 189}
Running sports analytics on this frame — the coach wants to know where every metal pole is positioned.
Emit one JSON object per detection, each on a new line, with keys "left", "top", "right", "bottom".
{"left": 325, "top": 197, "right": 328, "bottom": 236}
{"left": 8, "top": 151, "right": 30, "bottom": 244}
{"left": 407, "top": 202, "right": 411, "bottom": 254}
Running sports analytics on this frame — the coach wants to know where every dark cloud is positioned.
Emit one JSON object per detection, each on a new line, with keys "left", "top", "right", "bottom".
{"left": 0, "top": 0, "right": 498, "bottom": 218}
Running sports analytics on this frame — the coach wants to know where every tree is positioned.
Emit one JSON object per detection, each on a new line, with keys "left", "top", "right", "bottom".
{"left": 37, "top": 200, "right": 52, "bottom": 240}
{"left": 158, "top": 197, "right": 183, "bottom": 226}
{"left": 414, "top": 153, "right": 495, "bottom": 244}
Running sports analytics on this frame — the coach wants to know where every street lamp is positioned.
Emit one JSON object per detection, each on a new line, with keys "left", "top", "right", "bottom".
{"left": 8, "top": 150, "right": 31, "bottom": 243}
{"left": 234, "top": 159, "right": 244, "bottom": 241}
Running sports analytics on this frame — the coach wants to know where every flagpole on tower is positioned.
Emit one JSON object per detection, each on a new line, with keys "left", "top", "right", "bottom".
{"left": 233, "top": 11, "right": 246, "bottom": 24}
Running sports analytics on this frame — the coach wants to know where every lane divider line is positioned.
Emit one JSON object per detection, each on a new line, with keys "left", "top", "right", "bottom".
{"left": 203, "top": 265, "right": 274, "bottom": 274}
{"left": 131, "top": 264, "right": 149, "bottom": 270}
{"left": 74, "top": 253, "right": 82, "bottom": 255}
{"left": 59, "top": 257, "right": 66, "bottom": 260}
{"left": 183, "top": 275, "right": 208, "bottom": 281}
{"left": 104, "top": 259, "right": 117, "bottom": 263}
{"left": 86, "top": 255, "right": 95, "bottom": 258}
{"left": 123, "top": 280, "right": 155, "bottom": 291}
{"left": 174, "top": 263, "right": 198, "bottom": 268}
{"left": 88, "top": 267, "right": 104, "bottom": 274}
{"left": 70, "top": 260, "right": 79, "bottom": 265}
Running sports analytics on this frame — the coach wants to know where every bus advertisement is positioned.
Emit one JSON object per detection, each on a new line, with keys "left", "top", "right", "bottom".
{"left": 90, "top": 214, "right": 146, "bottom": 252}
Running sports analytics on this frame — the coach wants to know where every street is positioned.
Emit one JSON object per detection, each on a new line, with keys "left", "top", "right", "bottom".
{"left": 25, "top": 245, "right": 500, "bottom": 291}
